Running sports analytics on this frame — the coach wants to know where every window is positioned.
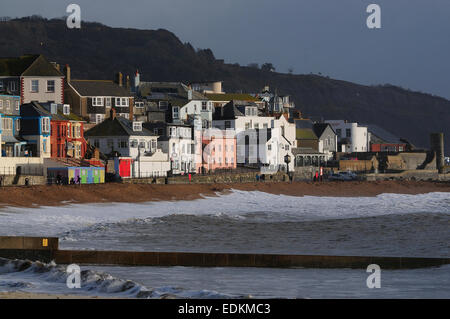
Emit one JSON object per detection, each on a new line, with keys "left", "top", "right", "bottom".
{"left": 43, "top": 139, "right": 47, "bottom": 153}
{"left": 31, "top": 80, "right": 39, "bottom": 93}
{"left": 41, "top": 117, "right": 50, "bottom": 133}
{"left": 130, "top": 139, "right": 138, "bottom": 148}
{"left": 336, "top": 129, "right": 342, "bottom": 137}
{"left": 105, "top": 97, "right": 111, "bottom": 107}
{"left": 107, "top": 139, "right": 114, "bottom": 148}
{"left": 133, "top": 121, "right": 142, "bottom": 131}
{"left": 254, "top": 123, "right": 259, "bottom": 129}
{"left": 15, "top": 119, "right": 20, "bottom": 131}
{"left": 268, "top": 144, "right": 272, "bottom": 151}
{"left": 2, "top": 118, "right": 12, "bottom": 130}
{"left": 263, "top": 123, "right": 268, "bottom": 129}
{"left": 225, "top": 121, "right": 231, "bottom": 129}
{"left": 92, "top": 97, "right": 104, "bottom": 106}
{"left": 139, "top": 140, "right": 146, "bottom": 148}
{"left": 119, "top": 140, "right": 128, "bottom": 148}
{"left": 63, "top": 104, "right": 70, "bottom": 115}
{"left": 95, "top": 114, "right": 104, "bottom": 124}
{"left": 245, "top": 122, "right": 250, "bottom": 130}
{"left": 6, "top": 100, "right": 10, "bottom": 112}
{"left": 170, "top": 127, "right": 177, "bottom": 136}
{"left": 115, "top": 97, "right": 129, "bottom": 107}
{"left": 173, "top": 107, "right": 179, "bottom": 119}
{"left": 9, "top": 81, "right": 17, "bottom": 92}
{"left": 159, "top": 101, "right": 168, "bottom": 110}
{"left": 346, "top": 129, "right": 351, "bottom": 138}
{"left": 47, "top": 80, "right": 55, "bottom": 92}
{"left": 67, "top": 124, "right": 71, "bottom": 137}
{"left": 75, "top": 144, "right": 81, "bottom": 158}
{"left": 0, "top": 100, "right": 3, "bottom": 109}
{"left": 151, "top": 140, "right": 157, "bottom": 150}
{"left": 135, "top": 102, "right": 144, "bottom": 108}
{"left": 0, "top": 81, "right": 3, "bottom": 90}
{"left": 15, "top": 100, "right": 19, "bottom": 111}
{"left": 202, "top": 101, "right": 207, "bottom": 111}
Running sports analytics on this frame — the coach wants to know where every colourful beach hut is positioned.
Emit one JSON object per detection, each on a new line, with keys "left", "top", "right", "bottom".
{"left": 47, "top": 167, "right": 105, "bottom": 184}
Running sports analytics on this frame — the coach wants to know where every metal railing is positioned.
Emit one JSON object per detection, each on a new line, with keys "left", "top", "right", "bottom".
{"left": 0, "top": 166, "right": 44, "bottom": 176}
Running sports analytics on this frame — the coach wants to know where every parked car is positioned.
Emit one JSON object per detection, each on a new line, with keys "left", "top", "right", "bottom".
{"left": 340, "top": 171, "right": 357, "bottom": 180}
{"left": 328, "top": 172, "right": 356, "bottom": 181}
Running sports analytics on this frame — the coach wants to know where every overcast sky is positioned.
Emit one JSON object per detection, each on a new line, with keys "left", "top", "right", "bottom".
{"left": 1, "top": 0, "right": 449, "bottom": 99}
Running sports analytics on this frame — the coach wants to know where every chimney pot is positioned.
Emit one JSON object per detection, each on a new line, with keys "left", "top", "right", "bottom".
{"left": 110, "top": 107, "right": 116, "bottom": 120}
{"left": 65, "top": 64, "right": 71, "bottom": 83}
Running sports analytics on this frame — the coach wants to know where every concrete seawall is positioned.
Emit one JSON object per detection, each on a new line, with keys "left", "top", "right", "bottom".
{"left": 0, "top": 236, "right": 58, "bottom": 263}
{"left": 1, "top": 236, "right": 449, "bottom": 269}
{"left": 53, "top": 250, "right": 450, "bottom": 269}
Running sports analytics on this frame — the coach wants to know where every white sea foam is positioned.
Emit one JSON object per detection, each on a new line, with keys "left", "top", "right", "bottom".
{"left": 0, "top": 191, "right": 448, "bottom": 239}
{"left": 0, "top": 257, "right": 236, "bottom": 298}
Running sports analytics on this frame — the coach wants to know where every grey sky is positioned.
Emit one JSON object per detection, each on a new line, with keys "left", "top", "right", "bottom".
{"left": 1, "top": 0, "right": 449, "bottom": 99}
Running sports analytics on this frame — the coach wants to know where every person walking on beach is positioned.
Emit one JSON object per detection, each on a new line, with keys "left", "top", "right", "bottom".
{"left": 320, "top": 166, "right": 323, "bottom": 182}
{"left": 314, "top": 171, "right": 319, "bottom": 182}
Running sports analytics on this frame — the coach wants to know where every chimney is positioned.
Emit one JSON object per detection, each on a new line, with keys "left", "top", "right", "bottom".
{"left": 134, "top": 70, "right": 140, "bottom": 88}
{"left": 50, "top": 62, "right": 60, "bottom": 72}
{"left": 126, "top": 75, "right": 130, "bottom": 90}
{"left": 129, "top": 98, "right": 134, "bottom": 121}
{"left": 115, "top": 72, "right": 123, "bottom": 87}
{"left": 64, "top": 64, "right": 71, "bottom": 83}
{"left": 110, "top": 107, "right": 116, "bottom": 120}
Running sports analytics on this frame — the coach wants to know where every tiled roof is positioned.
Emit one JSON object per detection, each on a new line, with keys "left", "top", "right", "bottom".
{"left": 296, "top": 129, "right": 318, "bottom": 140}
{"left": 20, "top": 102, "right": 52, "bottom": 117}
{"left": 0, "top": 54, "right": 39, "bottom": 76}
{"left": 313, "top": 123, "right": 333, "bottom": 138}
{"left": 0, "top": 54, "right": 63, "bottom": 77}
{"left": 69, "top": 80, "right": 132, "bottom": 97}
{"left": 213, "top": 100, "right": 259, "bottom": 120}
{"left": 138, "top": 82, "right": 208, "bottom": 103}
{"left": 85, "top": 116, "right": 155, "bottom": 137}
{"left": 206, "top": 93, "right": 259, "bottom": 102}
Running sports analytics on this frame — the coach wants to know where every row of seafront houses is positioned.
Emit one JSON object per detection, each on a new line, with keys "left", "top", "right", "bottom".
{"left": 0, "top": 54, "right": 409, "bottom": 184}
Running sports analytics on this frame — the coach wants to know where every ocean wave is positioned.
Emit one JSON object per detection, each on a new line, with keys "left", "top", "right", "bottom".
{"left": 0, "top": 257, "right": 240, "bottom": 299}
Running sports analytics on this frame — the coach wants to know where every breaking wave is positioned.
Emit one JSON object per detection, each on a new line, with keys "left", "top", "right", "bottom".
{"left": 0, "top": 257, "right": 241, "bottom": 298}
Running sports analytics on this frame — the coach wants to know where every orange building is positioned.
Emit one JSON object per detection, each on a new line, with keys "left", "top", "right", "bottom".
{"left": 48, "top": 104, "right": 87, "bottom": 159}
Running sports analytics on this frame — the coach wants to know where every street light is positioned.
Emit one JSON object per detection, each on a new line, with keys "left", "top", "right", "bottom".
{"left": 284, "top": 153, "right": 291, "bottom": 175}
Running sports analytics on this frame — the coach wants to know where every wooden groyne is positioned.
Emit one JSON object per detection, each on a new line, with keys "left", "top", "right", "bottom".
{"left": 1, "top": 237, "right": 449, "bottom": 269}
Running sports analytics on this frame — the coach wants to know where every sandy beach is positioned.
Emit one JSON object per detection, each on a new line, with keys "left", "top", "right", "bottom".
{"left": 0, "top": 180, "right": 448, "bottom": 208}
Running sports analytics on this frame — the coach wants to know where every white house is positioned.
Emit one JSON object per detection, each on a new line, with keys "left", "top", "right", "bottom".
{"left": 213, "top": 100, "right": 295, "bottom": 172}
{"left": 137, "top": 81, "right": 214, "bottom": 129}
{"left": 85, "top": 111, "right": 170, "bottom": 177}
{"left": 325, "top": 120, "right": 370, "bottom": 153}
{"left": 148, "top": 123, "right": 196, "bottom": 175}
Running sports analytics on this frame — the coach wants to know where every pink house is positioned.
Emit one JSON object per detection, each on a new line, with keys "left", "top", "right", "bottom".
{"left": 197, "top": 129, "right": 237, "bottom": 173}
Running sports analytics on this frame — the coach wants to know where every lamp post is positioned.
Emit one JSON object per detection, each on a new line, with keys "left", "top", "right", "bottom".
{"left": 284, "top": 153, "right": 291, "bottom": 175}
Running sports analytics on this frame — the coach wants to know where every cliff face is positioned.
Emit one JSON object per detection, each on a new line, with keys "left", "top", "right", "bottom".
{"left": 1, "top": 17, "right": 448, "bottom": 152}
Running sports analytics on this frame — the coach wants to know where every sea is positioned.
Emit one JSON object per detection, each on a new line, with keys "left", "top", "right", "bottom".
{"left": 0, "top": 190, "right": 449, "bottom": 298}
